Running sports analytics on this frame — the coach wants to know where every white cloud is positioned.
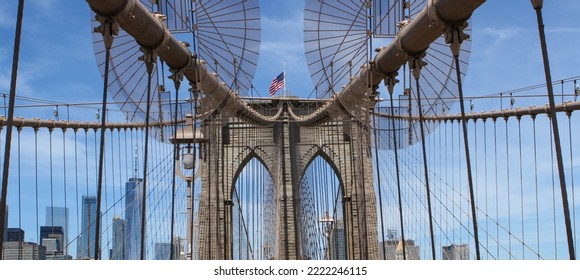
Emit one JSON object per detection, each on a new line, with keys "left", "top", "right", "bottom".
{"left": 480, "top": 27, "right": 529, "bottom": 41}
{"left": 546, "top": 27, "right": 580, "bottom": 34}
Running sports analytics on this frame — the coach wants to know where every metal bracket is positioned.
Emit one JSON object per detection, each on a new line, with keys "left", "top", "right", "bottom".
{"left": 139, "top": 48, "right": 158, "bottom": 75}
{"left": 384, "top": 73, "right": 400, "bottom": 96}
{"left": 93, "top": 15, "right": 119, "bottom": 50}
{"left": 444, "top": 23, "right": 470, "bottom": 57}
{"left": 408, "top": 53, "right": 427, "bottom": 80}
{"left": 169, "top": 68, "right": 184, "bottom": 91}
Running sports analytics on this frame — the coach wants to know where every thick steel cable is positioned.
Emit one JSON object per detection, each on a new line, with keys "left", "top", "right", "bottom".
{"left": 453, "top": 48, "right": 481, "bottom": 260}
{"left": 190, "top": 99, "right": 198, "bottom": 260}
{"left": 189, "top": 5, "right": 201, "bottom": 257}
{"left": 0, "top": 0, "right": 25, "bottom": 258}
{"left": 413, "top": 68, "right": 436, "bottom": 260}
{"left": 93, "top": 19, "right": 114, "bottom": 260}
{"left": 532, "top": 3, "right": 575, "bottom": 260}
{"left": 169, "top": 78, "right": 181, "bottom": 260}
{"left": 388, "top": 89, "right": 407, "bottom": 260}
{"left": 94, "top": 40, "right": 112, "bottom": 261}
{"left": 140, "top": 51, "right": 155, "bottom": 260}
{"left": 567, "top": 113, "right": 577, "bottom": 255}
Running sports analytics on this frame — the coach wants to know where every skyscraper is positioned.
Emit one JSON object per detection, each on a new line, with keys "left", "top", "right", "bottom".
{"left": 2, "top": 241, "right": 46, "bottom": 260}
{"left": 379, "top": 239, "right": 421, "bottom": 260}
{"left": 110, "top": 216, "right": 125, "bottom": 260}
{"left": 2, "top": 227, "right": 47, "bottom": 260}
{"left": 379, "top": 230, "right": 421, "bottom": 260}
{"left": 442, "top": 244, "right": 469, "bottom": 260}
{"left": 77, "top": 196, "right": 100, "bottom": 260}
{"left": 45, "top": 207, "right": 69, "bottom": 254}
{"left": 125, "top": 178, "right": 144, "bottom": 260}
{"left": 330, "top": 220, "right": 346, "bottom": 260}
{"left": 6, "top": 228, "right": 24, "bottom": 242}
{"left": 40, "top": 226, "right": 64, "bottom": 255}
{"left": 154, "top": 238, "right": 184, "bottom": 260}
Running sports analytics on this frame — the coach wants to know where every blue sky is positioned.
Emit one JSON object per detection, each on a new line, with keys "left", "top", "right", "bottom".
{"left": 1, "top": 0, "right": 579, "bottom": 121}
{"left": 0, "top": 0, "right": 579, "bottom": 260}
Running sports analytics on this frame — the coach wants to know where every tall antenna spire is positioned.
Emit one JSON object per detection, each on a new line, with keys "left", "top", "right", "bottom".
{"left": 134, "top": 145, "right": 138, "bottom": 179}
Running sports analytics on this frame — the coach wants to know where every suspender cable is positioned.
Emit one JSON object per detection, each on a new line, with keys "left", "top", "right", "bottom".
{"left": 141, "top": 49, "right": 157, "bottom": 260}
{"left": 35, "top": 128, "right": 40, "bottom": 244}
{"left": 385, "top": 75, "right": 407, "bottom": 260}
{"left": 493, "top": 118, "right": 500, "bottom": 257}
{"left": 190, "top": 91, "right": 199, "bottom": 260}
{"left": 446, "top": 26, "right": 481, "bottom": 260}
{"left": 109, "top": 128, "right": 116, "bottom": 221}
{"left": 17, "top": 127, "right": 22, "bottom": 259}
{"left": 531, "top": 1, "right": 575, "bottom": 260}
{"left": 483, "top": 119, "right": 489, "bottom": 258}
{"left": 94, "top": 17, "right": 117, "bottom": 260}
{"left": 207, "top": 114, "right": 213, "bottom": 259}
{"left": 49, "top": 129, "right": 55, "bottom": 258}
{"left": 409, "top": 54, "right": 436, "bottom": 260}
{"left": 517, "top": 116, "right": 525, "bottom": 259}
{"left": 169, "top": 70, "right": 183, "bottom": 260}
{"left": 532, "top": 115, "right": 541, "bottom": 259}
{"left": 214, "top": 116, "right": 222, "bottom": 258}
{"left": 504, "top": 117, "right": 512, "bottom": 259}
{"left": 0, "top": 0, "right": 25, "bottom": 258}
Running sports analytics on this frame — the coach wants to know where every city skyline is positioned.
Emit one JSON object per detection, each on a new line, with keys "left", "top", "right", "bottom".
{"left": 0, "top": 0, "right": 579, "bottom": 261}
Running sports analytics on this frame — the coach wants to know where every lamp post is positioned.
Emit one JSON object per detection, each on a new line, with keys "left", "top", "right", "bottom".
{"left": 320, "top": 210, "right": 335, "bottom": 260}
{"left": 170, "top": 113, "right": 205, "bottom": 260}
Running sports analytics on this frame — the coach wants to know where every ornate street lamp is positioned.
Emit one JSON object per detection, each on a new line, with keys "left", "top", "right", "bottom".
{"left": 170, "top": 113, "right": 205, "bottom": 259}
{"left": 320, "top": 210, "right": 335, "bottom": 260}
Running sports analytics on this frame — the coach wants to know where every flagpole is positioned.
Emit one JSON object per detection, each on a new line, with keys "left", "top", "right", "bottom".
{"left": 283, "top": 60, "right": 287, "bottom": 97}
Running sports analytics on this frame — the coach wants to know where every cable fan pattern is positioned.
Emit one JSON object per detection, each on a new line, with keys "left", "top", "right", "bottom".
{"left": 304, "top": 0, "right": 471, "bottom": 121}
{"left": 92, "top": 0, "right": 261, "bottom": 126}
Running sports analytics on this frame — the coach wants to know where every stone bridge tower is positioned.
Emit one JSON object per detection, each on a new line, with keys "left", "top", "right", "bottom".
{"left": 195, "top": 98, "right": 379, "bottom": 260}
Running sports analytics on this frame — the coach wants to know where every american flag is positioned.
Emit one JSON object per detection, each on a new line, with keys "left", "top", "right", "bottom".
{"left": 268, "top": 72, "right": 285, "bottom": 96}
